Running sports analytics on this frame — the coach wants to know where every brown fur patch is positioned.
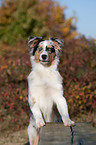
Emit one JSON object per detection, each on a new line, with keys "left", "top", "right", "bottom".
{"left": 34, "top": 47, "right": 43, "bottom": 63}
{"left": 39, "top": 44, "right": 43, "bottom": 48}
{"left": 30, "top": 40, "right": 39, "bottom": 48}
{"left": 47, "top": 45, "right": 52, "bottom": 48}
{"left": 29, "top": 39, "right": 42, "bottom": 56}
{"left": 51, "top": 41, "right": 61, "bottom": 56}
{"left": 48, "top": 52, "right": 55, "bottom": 66}
{"left": 53, "top": 41, "right": 61, "bottom": 50}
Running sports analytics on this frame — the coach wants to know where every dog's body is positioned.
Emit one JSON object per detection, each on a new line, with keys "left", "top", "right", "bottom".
{"left": 27, "top": 36, "right": 74, "bottom": 145}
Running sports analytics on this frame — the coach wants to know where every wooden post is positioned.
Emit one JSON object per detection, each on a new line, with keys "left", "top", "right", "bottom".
{"left": 39, "top": 122, "right": 96, "bottom": 145}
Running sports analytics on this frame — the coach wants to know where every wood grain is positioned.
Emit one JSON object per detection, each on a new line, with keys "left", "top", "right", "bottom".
{"left": 39, "top": 122, "right": 96, "bottom": 145}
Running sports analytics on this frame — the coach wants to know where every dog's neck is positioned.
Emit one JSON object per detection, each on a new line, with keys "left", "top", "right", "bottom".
{"left": 28, "top": 56, "right": 62, "bottom": 88}
{"left": 30, "top": 56, "right": 59, "bottom": 72}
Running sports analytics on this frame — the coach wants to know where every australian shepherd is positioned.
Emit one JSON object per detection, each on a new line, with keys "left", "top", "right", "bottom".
{"left": 27, "top": 36, "right": 74, "bottom": 145}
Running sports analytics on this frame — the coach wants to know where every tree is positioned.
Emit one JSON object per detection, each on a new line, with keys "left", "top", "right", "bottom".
{"left": 0, "top": 0, "right": 78, "bottom": 44}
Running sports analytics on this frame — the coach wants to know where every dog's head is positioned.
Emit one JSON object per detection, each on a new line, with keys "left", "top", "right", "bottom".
{"left": 28, "top": 36, "right": 64, "bottom": 66}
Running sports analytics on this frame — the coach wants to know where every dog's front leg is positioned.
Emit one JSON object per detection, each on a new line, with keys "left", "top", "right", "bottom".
{"left": 54, "top": 96, "right": 75, "bottom": 126}
{"left": 28, "top": 103, "right": 45, "bottom": 145}
{"left": 31, "top": 104, "right": 45, "bottom": 128}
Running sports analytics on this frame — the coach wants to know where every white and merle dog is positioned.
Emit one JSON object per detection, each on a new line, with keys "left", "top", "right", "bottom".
{"left": 27, "top": 36, "right": 74, "bottom": 145}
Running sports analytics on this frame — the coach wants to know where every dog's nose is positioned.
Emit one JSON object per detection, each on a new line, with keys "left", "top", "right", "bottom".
{"left": 42, "top": 54, "right": 47, "bottom": 60}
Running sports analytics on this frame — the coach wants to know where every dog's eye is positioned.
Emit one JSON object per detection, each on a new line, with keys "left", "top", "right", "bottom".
{"left": 46, "top": 47, "right": 55, "bottom": 53}
{"left": 48, "top": 48, "right": 52, "bottom": 53}
{"left": 46, "top": 48, "right": 52, "bottom": 53}
{"left": 39, "top": 47, "right": 43, "bottom": 52}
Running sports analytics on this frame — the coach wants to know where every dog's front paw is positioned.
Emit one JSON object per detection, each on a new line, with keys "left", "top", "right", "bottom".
{"left": 64, "top": 119, "right": 75, "bottom": 127}
{"left": 36, "top": 119, "right": 45, "bottom": 128}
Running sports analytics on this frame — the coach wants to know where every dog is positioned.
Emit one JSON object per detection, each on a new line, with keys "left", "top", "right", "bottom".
{"left": 27, "top": 36, "right": 74, "bottom": 145}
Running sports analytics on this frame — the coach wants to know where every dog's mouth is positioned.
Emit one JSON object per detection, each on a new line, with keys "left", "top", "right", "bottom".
{"left": 39, "top": 59, "right": 49, "bottom": 64}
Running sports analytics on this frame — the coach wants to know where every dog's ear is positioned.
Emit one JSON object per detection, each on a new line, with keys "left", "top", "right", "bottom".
{"left": 50, "top": 38, "right": 64, "bottom": 57}
{"left": 28, "top": 36, "right": 43, "bottom": 56}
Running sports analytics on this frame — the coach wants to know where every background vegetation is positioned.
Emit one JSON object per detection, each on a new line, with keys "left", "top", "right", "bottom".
{"left": 0, "top": 0, "right": 96, "bottom": 133}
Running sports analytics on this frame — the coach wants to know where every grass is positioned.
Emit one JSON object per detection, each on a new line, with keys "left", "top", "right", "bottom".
{"left": 0, "top": 127, "right": 29, "bottom": 145}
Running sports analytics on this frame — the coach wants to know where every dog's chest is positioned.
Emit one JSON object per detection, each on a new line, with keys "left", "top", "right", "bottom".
{"left": 28, "top": 66, "right": 63, "bottom": 98}
{"left": 28, "top": 66, "right": 63, "bottom": 121}
{"left": 33, "top": 74, "right": 55, "bottom": 121}
{"left": 33, "top": 70, "right": 58, "bottom": 98}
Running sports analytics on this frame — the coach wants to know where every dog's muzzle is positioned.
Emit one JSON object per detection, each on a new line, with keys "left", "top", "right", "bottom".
{"left": 39, "top": 52, "right": 48, "bottom": 64}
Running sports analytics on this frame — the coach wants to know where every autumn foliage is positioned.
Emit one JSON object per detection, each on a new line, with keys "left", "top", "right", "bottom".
{"left": 0, "top": 0, "right": 96, "bottom": 131}
{"left": 59, "top": 38, "right": 96, "bottom": 116}
{"left": 0, "top": 0, "right": 78, "bottom": 44}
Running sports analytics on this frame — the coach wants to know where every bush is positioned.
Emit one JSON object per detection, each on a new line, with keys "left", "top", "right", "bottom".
{"left": 59, "top": 37, "right": 96, "bottom": 116}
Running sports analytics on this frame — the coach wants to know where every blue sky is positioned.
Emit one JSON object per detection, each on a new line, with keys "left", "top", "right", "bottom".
{"left": 56, "top": 0, "right": 96, "bottom": 38}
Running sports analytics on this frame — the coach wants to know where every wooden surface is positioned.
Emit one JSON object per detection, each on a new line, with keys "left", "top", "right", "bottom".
{"left": 39, "top": 122, "right": 96, "bottom": 145}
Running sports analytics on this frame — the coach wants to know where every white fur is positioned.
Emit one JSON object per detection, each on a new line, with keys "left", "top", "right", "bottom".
{"left": 27, "top": 41, "right": 74, "bottom": 145}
